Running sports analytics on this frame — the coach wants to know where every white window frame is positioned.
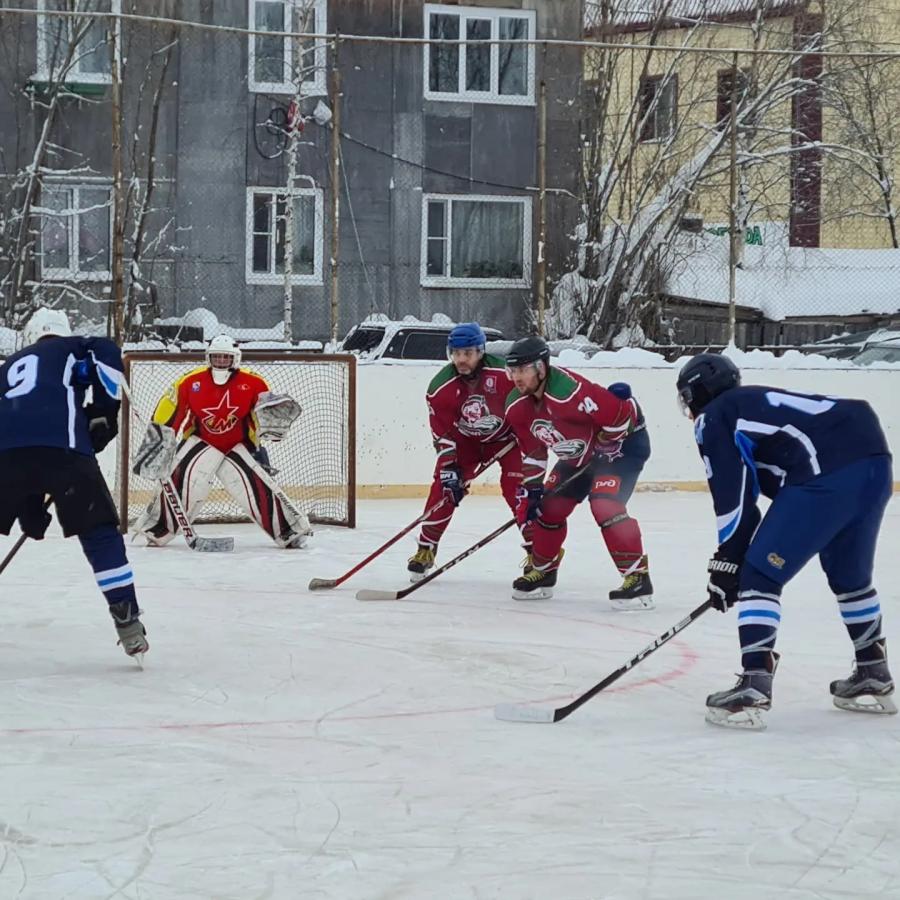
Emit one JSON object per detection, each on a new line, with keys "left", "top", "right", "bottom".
{"left": 245, "top": 186, "right": 324, "bottom": 285}
{"left": 420, "top": 193, "right": 532, "bottom": 289}
{"left": 248, "top": 0, "right": 328, "bottom": 95}
{"left": 423, "top": 3, "right": 536, "bottom": 106}
{"left": 38, "top": 180, "right": 113, "bottom": 283}
{"left": 35, "top": 0, "right": 121, "bottom": 85}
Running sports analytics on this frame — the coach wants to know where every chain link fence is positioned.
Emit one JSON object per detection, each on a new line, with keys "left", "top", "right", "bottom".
{"left": 1, "top": 1, "right": 900, "bottom": 359}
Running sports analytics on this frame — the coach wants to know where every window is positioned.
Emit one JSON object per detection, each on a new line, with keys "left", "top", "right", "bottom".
{"left": 421, "top": 194, "right": 532, "bottom": 288}
{"left": 424, "top": 4, "right": 536, "bottom": 105}
{"left": 249, "top": 0, "right": 327, "bottom": 95}
{"left": 716, "top": 67, "right": 750, "bottom": 129}
{"left": 38, "top": 182, "right": 112, "bottom": 281}
{"left": 245, "top": 187, "right": 324, "bottom": 285}
{"left": 36, "top": 0, "right": 121, "bottom": 84}
{"left": 638, "top": 75, "right": 678, "bottom": 141}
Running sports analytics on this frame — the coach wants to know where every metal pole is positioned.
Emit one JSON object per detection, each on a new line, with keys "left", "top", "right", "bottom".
{"left": 329, "top": 38, "right": 342, "bottom": 346}
{"left": 536, "top": 75, "right": 548, "bottom": 337}
{"left": 727, "top": 50, "right": 739, "bottom": 348}
{"left": 110, "top": 15, "right": 125, "bottom": 343}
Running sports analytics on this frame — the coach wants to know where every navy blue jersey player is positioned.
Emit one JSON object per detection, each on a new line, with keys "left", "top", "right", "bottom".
{"left": 0, "top": 307, "right": 148, "bottom": 659}
{"left": 677, "top": 354, "right": 893, "bottom": 729}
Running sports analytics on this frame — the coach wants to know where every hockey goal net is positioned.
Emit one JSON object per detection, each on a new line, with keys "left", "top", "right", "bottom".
{"left": 117, "top": 351, "right": 356, "bottom": 527}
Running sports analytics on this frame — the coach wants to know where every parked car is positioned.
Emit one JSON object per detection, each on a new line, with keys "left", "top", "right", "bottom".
{"left": 850, "top": 337, "right": 900, "bottom": 366}
{"left": 339, "top": 316, "right": 504, "bottom": 360}
{"left": 807, "top": 328, "right": 900, "bottom": 360}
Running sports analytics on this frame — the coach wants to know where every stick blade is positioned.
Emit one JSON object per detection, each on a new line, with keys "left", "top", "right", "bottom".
{"left": 308, "top": 577, "right": 339, "bottom": 591}
{"left": 493, "top": 703, "right": 558, "bottom": 724}
{"left": 356, "top": 589, "right": 400, "bottom": 602}
{"left": 191, "top": 536, "right": 235, "bottom": 553}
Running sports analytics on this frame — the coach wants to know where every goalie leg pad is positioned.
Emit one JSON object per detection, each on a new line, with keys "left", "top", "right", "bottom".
{"left": 133, "top": 437, "right": 224, "bottom": 543}
{"left": 220, "top": 444, "right": 312, "bottom": 547}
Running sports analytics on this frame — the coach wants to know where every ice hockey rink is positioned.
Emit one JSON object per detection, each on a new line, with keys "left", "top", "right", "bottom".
{"left": 1, "top": 491, "right": 898, "bottom": 900}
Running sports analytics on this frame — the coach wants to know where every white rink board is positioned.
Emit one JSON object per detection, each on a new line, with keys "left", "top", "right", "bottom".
{"left": 1, "top": 493, "right": 898, "bottom": 899}
{"left": 355, "top": 363, "right": 900, "bottom": 487}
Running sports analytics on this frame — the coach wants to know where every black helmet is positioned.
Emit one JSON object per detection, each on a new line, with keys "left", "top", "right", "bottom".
{"left": 506, "top": 336, "right": 550, "bottom": 369}
{"left": 676, "top": 353, "right": 740, "bottom": 415}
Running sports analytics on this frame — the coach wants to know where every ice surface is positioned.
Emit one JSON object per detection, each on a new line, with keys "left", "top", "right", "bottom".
{"left": 1, "top": 493, "right": 898, "bottom": 900}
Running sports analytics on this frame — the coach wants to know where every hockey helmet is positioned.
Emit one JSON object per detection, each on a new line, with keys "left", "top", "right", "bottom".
{"left": 505, "top": 335, "right": 551, "bottom": 370}
{"left": 23, "top": 306, "right": 71, "bottom": 346}
{"left": 676, "top": 353, "right": 741, "bottom": 416}
{"left": 206, "top": 334, "right": 242, "bottom": 385}
{"left": 447, "top": 322, "right": 486, "bottom": 352}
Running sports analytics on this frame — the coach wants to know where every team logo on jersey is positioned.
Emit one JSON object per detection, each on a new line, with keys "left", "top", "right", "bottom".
{"left": 200, "top": 390, "right": 239, "bottom": 434}
{"left": 531, "top": 419, "right": 587, "bottom": 459}
{"left": 458, "top": 395, "right": 503, "bottom": 438}
{"left": 767, "top": 552, "right": 786, "bottom": 570}
{"left": 239, "top": 382, "right": 250, "bottom": 391}
{"left": 191, "top": 381, "right": 201, "bottom": 392}
{"left": 485, "top": 376, "right": 496, "bottom": 393}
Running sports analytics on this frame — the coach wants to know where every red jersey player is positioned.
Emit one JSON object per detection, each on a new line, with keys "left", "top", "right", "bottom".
{"left": 407, "top": 322, "right": 530, "bottom": 581}
{"left": 503, "top": 336, "right": 654, "bottom": 609}
{"left": 133, "top": 335, "right": 312, "bottom": 549}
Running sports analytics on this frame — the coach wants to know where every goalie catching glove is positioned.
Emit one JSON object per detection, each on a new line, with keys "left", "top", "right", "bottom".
{"left": 254, "top": 392, "right": 302, "bottom": 442}
{"left": 132, "top": 423, "right": 178, "bottom": 480}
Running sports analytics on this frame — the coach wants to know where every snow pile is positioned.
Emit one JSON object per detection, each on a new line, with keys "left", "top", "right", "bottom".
{"left": 151, "top": 307, "right": 322, "bottom": 350}
{"left": 0, "top": 326, "right": 18, "bottom": 356}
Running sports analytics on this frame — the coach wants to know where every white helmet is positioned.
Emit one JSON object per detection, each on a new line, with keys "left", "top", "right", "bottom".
{"left": 23, "top": 307, "right": 71, "bottom": 347}
{"left": 205, "top": 334, "right": 241, "bottom": 385}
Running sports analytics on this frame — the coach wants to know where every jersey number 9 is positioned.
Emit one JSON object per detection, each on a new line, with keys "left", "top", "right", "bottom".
{"left": 4, "top": 354, "right": 38, "bottom": 400}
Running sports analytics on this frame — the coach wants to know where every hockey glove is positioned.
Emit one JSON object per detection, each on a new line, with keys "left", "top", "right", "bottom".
{"left": 707, "top": 552, "right": 741, "bottom": 613}
{"left": 439, "top": 466, "right": 466, "bottom": 507}
{"left": 607, "top": 381, "right": 632, "bottom": 400}
{"left": 86, "top": 408, "right": 119, "bottom": 453}
{"left": 515, "top": 484, "right": 544, "bottom": 526}
{"left": 18, "top": 495, "right": 51, "bottom": 541}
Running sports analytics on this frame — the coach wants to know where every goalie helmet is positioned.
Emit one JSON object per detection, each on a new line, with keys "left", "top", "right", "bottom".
{"left": 23, "top": 306, "right": 71, "bottom": 347}
{"left": 206, "top": 334, "right": 242, "bottom": 385}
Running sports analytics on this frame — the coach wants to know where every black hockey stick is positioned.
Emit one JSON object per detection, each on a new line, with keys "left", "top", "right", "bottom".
{"left": 121, "top": 381, "right": 234, "bottom": 553}
{"left": 356, "top": 464, "right": 585, "bottom": 602}
{"left": 309, "top": 441, "right": 516, "bottom": 590}
{"left": 0, "top": 497, "right": 53, "bottom": 577}
{"left": 494, "top": 598, "right": 715, "bottom": 723}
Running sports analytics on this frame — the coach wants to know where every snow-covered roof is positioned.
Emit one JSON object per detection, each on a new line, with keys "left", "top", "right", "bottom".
{"left": 585, "top": 0, "right": 798, "bottom": 31}
{"left": 152, "top": 307, "right": 321, "bottom": 348}
{"left": 666, "top": 229, "right": 900, "bottom": 321}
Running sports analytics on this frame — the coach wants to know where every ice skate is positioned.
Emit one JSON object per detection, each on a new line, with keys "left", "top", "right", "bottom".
{"left": 109, "top": 600, "right": 149, "bottom": 664}
{"left": 512, "top": 550, "right": 563, "bottom": 601}
{"left": 407, "top": 545, "right": 436, "bottom": 583}
{"left": 705, "top": 652, "right": 779, "bottom": 731}
{"left": 830, "top": 640, "right": 896, "bottom": 714}
{"left": 609, "top": 559, "right": 654, "bottom": 611}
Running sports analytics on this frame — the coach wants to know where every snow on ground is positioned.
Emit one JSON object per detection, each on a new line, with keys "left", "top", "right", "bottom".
{"left": 1, "top": 493, "right": 898, "bottom": 899}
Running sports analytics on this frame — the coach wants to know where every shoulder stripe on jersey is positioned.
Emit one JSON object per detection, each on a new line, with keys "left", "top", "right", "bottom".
{"left": 62, "top": 353, "right": 77, "bottom": 449}
{"left": 735, "top": 417, "right": 822, "bottom": 476}
{"left": 90, "top": 353, "right": 122, "bottom": 400}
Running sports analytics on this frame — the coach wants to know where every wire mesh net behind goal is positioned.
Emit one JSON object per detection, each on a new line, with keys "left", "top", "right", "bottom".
{"left": 118, "top": 352, "right": 355, "bottom": 527}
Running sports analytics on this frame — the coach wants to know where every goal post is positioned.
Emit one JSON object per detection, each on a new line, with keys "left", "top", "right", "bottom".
{"left": 118, "top": 351, "right": 356, "bottom": 528}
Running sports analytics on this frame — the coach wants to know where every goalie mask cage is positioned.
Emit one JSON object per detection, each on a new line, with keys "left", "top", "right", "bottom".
{"left": 118, "top": 351, "right": 356, "bottom": 528}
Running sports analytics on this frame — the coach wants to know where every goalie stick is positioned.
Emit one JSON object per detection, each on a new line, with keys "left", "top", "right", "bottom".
{"left": 494, "top": 599, "right": 714, "bottom": 723}
{"left": 121, "top": 382, "right": 234, "bottom": 553}
{"left": 308, "top": 440, "right": 516, "bottom": 591}
{"left": 356, "top": 464, "right": 585, "bottom": 602}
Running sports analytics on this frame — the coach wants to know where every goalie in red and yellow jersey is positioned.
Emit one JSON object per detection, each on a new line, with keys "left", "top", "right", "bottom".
{"left": 133, "top": 335, "right": 312, "bottom": 548}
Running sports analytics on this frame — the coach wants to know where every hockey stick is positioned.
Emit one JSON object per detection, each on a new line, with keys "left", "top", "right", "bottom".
{"left": 494, "top": 598, "right": 715, "bottom": 723}
{"left": 0, "top": 496, "right": 54, "bottom": 577}
{"left": 309, "top": 440, "right": 516, "bottom": 590}
{"left": 121, "top": 381, "right": 234, "bottom": 553}
{"left": 356, "top": 463, "right": 585, "bottom": 602}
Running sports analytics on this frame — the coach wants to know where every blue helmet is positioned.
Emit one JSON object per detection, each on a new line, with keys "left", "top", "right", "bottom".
{"left": 447, "top": 322, "right": 486, "bottom": 351}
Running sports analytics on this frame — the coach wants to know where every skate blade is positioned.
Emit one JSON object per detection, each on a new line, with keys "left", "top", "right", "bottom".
{"left": 408, "top": 571, "right": 430, "bottom": 584}
{"left": 705, "top": 706, "right": 767, "bottom": 731}
{"left": 512, "top": 587, "right": 554, "bottom": 601}
{"left": 129, "top": 652, "right": 145, "bottom": 670}
{"left": 610, "top": 594, "right": 655, "bottom": 611}
{"left": 832, "top": 694, "right": 898, "bottom": 715}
